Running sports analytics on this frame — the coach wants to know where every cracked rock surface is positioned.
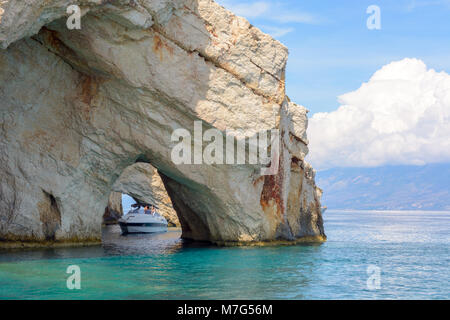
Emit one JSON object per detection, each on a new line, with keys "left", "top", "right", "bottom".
{"left": 0, "top": 0, "right": 325, "bottom": 245}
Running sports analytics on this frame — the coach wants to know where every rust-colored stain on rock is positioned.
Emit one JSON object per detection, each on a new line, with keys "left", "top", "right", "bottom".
{"left": 260, "top": 157, "right": 284, "bottom": 216}
{"left": 80, "top": 75, "right": 98, "bottom": 105}
{"left": 38, "top": 27, "right": 78, "bottom": 62}
{"left": 22, "top": 129, "right": 54, "bottom": 152}
{"left": 152, "top": 34, "right": 174, "bottom": 62}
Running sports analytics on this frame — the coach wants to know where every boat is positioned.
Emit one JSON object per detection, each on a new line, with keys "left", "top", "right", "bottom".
{"left": 119, "top": 203, "right": 168, "bottom": 234}
{"left": 321, "top": 206, "right": 327, "bottom": 214}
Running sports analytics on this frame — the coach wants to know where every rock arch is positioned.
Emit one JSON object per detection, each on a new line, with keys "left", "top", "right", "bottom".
{"left": 108, "top": 162, "right": 179, "bottom": 227}
{"left": 0, "top": 0, "right": 325, "bottom": 246}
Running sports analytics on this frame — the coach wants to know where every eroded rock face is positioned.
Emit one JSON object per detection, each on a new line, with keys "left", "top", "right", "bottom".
{"left": 103, "top": 191, "right": 123, "bottom": 225}
{"left": 0, "top": 0, "right": 325, "bottom": 245}
{"left": 112, "top": 163, "right": 179, "bottom": 227}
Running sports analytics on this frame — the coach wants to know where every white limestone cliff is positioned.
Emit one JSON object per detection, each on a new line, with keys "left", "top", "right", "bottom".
{"left": 0, "top": 0, "right": 325, "bottom": 245}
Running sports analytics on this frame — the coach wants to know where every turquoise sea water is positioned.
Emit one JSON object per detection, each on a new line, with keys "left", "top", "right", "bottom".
{"left": 0, "top": 210, "right": 449, "bottom": 299}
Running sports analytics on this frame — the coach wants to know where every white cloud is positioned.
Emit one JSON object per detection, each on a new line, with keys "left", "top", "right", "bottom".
{"left": 221, "top": 1, "right": 270, "bottom": 18}
{"left": 259, "top": 25, "right": 294, "bottom": 37}
{"left": 270, "top": 12, "right": 319, "bottom": 24}
{"left": 307, "top": 58, "right": 450, "bottom": 169}
{"left": 218, "top": 1, "right": 320, "bottom": 24}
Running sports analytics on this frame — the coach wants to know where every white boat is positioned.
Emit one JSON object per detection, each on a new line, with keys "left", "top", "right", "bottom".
{"left": 119, "top": 204, "right": 168, "bottom": 234}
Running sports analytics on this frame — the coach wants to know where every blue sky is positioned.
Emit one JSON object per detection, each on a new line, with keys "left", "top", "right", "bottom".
{"left": 218, "top": 0, "right": 450, "bottom": 114}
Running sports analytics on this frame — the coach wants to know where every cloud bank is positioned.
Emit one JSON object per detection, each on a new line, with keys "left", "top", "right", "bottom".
{"left": 307, "top": 58, "right": 450, "bottom": 169}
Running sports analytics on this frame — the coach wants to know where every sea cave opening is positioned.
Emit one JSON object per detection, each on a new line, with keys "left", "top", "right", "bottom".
{"left": 101, "top": 162, "right": 183, "bottom": 246}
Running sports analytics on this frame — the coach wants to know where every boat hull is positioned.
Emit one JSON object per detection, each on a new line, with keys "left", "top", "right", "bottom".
{"left": 119, "top": 222, "right": 168, "bottom": 234}
{"left": 119, "top": 207, "right": 169, "bottom": 234}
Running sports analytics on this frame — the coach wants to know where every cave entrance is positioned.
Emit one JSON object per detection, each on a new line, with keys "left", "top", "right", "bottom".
{"left": 102, "top": 162, "right": 181, "bottom": 241}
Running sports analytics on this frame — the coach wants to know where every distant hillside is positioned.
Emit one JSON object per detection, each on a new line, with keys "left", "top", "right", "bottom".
{"left": 316, "top": 164, "right": 450, "bottom": 211}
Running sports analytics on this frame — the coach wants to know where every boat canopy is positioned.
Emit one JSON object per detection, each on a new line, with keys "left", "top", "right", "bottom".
{"left": 131, "top": 202, "right": 159, "bottom": 209}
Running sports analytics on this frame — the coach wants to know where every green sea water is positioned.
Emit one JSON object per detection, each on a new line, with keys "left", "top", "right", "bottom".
{"left": 0, "top": 210, "right": 449, "bottom": 299}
